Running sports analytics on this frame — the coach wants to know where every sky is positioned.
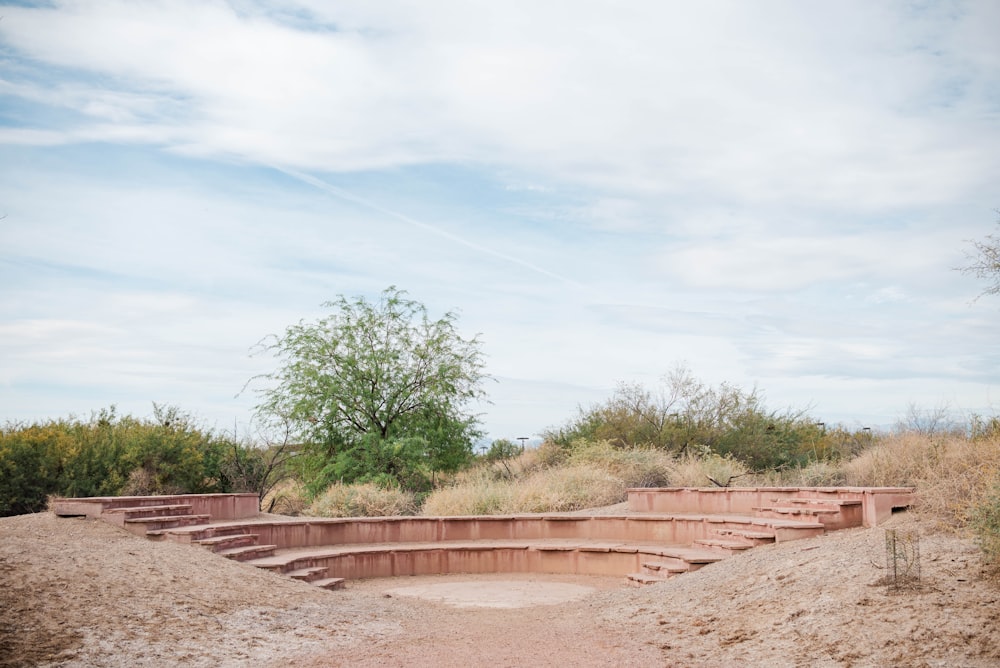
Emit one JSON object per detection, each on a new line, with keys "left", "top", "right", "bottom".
{"left": 1, "top": 0, "right": 998, "bottom": 442}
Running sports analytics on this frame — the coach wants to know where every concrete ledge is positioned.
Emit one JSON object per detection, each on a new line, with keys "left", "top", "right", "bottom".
{"left": 245, "top": 539, "right": 721, "bottom": 580}
{"left": 160, "top": 512, "right": 823, "bottom": 549}
{"left": 50, "top": 493, "right": 260, "bottom": 521}
{"left": 626, "top": 487, "right": 914, "bottom": 527}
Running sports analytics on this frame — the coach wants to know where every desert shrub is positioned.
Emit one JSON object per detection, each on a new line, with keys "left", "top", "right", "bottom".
{"left": 969, "top": 477, "right": 1000, "bottom": 576}
{"left": 0, "top": 406, "right": 240, "bottom": 517}
{"left": 534, "top": 440, "right": 570, "bottom": 468}
{"left": 421, "top": 458, "right": 628, "bottom": 516}
{"left": 0, "top": 423, "right": 72, "bottom": 515}
{"left": 669, "top": 450, "right": 751, "bottom": 487}
{"left": 260, "top": 478, "right": 310, "bottom": 515}
{"left": 421, "top": 473, "right": 514, "bottom": 516}
{"left": 511, "top": 464, "right": 625, "bottom": 512}
{"left": 306, "top": 482, "right": 418, "bottom": 517}
{"left": 754, "top": 459, "right": 849, "bottom": 487}
{"left": 59, "top": 405, "right": 232, "bottom": 499}
{"left": 565, "top": 441, "right": 673, "bottom": 488}
{"left": 844, "top": 432, "right": 943, "bottom": 488}
{"left": 845, "top": 431, "right": 1000, "bottom": 529}
{"left": 544, "top": 366, "right": 833, "bottom": 470}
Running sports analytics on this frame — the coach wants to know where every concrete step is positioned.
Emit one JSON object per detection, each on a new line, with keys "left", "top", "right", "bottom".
{"left": 286, "top": 566, "right": 328, "bottom": 582}
{"left": 633, "top": 546, "right": 727, "bottom": 573}
{"left": 156, "top": 524, "right": 253, "bottom": 543}
{"left": 218, "top": 544, "right": 278, "bottom": 561}
{"left": 641, "top": 561, "right": 689, "bottom": 576}
{"left": 193, "top": 533, "right": 260, "bottom": 552}
{"left": 123, "top": 514, "right": 210, "bottom": 535}
{"left": 713, "top": 529, "right": 776, "bottom": 546}
{"left": 773, "top": 497, "right": 862, "bottom": 507}
{"left": 693, "top": 538, "right": 755, "bottom": 554}
{"left": 312, "top": 577, "right": 346, "bottom": 590}
{"left": 103, "top": 504, "right": 194, "bottom": 520}
{"left": 754, "top": 503, "right": 862, "bottom": 530}
{"left": 659, "top": 546, "right": 728, "bottom": 564}
{"left": 626, "top": 573, "right": 669, "bottom": 587}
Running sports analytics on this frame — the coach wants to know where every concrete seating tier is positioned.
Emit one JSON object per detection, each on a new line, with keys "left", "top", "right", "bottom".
{"left": 627, "top": 486, "right": 915, "bottom": 528}
{"left": 51, "top": 493, "right": 259, "bottom": 536}
{"left": 50, "top": 486, "right": 914, "bottom": 588}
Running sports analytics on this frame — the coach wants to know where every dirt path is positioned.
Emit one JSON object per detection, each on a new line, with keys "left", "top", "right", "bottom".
{"left": 1, "top": 511, "right": 998, "bottom": 667}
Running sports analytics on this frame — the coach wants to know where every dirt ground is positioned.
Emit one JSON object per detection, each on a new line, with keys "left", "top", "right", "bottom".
{"left": 1, "top": 510, "right": 998, "bottom": 667}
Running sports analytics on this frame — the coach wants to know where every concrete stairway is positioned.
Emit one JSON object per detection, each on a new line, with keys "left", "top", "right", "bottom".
{"left": 51, "top": 487, "right": 914, "bottom": 590}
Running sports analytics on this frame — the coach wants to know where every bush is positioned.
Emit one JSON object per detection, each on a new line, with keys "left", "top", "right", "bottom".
{"left": 844, "top": 431, "right": 1000, "bottom": 531}
{"left": 512, "top": 465, "right": 625, "bottom": 512}
{"left": 0, "top": 406, "right": 237, "bottom": 517}
{"left": 305, "top": 482, "right": 418, "bottom": 517}
{"left": 755, "top": 459, "right": 848, "bottom": 487}
{"left": 421, "top": 472, "right": 514, "bottom": 516}
{"left": 565, "top": 441, "right": 673, "bottom": 488}
{"left": 260, "top": 479, "right": 309, "bottom": 516}
{"left": 544, "top": 367, "right": 836, "bottom": 470}
{"left": 669, "top": 450, "right": 751, "bottom": 487}
{"left": 0, "top": 423, "right": 71, "bottom": 515}
{"left": 421, "top": 459, "right": 628, "bottom": 516}
{"left": 969, "top": 477, "right": 1000, "bottom": 576}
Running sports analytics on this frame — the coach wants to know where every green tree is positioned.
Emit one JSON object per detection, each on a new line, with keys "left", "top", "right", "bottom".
{"left": 251, "top": 287, "right": 489, "bottom": 492}
{"left": 961, "top": 212, "right": 1000, "bottom": 300}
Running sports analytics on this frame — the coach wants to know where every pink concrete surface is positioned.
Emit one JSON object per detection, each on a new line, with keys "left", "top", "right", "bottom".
{"left": 50, "top": 493, "right": 260, "bottom": 521}
{"left": 626, "top": 487, "right": 914, "bottom": 527}
{"left": 166, "top": 513, "right": 823, "bottom": 552}
{"left": 51, "top": 487, "right": 914, "bottom": 584}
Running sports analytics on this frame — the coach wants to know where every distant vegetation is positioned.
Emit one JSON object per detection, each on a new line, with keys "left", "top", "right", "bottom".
{"left": 0, "top": 404, "right": 283, "bottom": 516}
{"left": 2, "top": 375, "right": 998, "bottom": 576}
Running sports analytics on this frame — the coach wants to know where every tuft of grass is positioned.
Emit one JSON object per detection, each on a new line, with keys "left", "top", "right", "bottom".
{"left": 969, "top": 476, "right": 1000, "bottom": 578}
{"left": 260, "top": 478, "right": 309, "bottom": 515}
{"left": 565, "top": 441, "right": 673, "bottom": 488}
{"left": 670, "top": 451, "right": 751, "bottom": 487}
{"left": 753, "top": 460, "right": 849, "bottom": 487}
{"left": 305, "top": 482, "right": 418, "bottom": 518}
{"left": 512, "top": 464, "right": 626, "bottom": 512}
{"left": 422, "top": 461, "right": 628, "bottom": 516}
{"left": 421, "top": 470, "right": 514, "bottom": 516}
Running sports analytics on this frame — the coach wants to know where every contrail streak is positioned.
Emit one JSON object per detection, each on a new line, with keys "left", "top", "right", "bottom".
{"left": 274, "top": 166, "right": 584, "bottom": 288}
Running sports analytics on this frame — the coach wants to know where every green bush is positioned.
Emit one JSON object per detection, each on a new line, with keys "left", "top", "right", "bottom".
{"left": 0, "top": 423, "right": 71, "bottom": 515}
{"left": 0, "top": 405, "right": 237, "bottom": 517}
{"left": 544, "top": 367, "right": 841, "bottom": 470}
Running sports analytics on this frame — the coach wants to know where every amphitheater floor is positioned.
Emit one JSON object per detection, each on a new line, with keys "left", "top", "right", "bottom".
{"left": 2, "top": 510, "right": 999, "bottom": 667}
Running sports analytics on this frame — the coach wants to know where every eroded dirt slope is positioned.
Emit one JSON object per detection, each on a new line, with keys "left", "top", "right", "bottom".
{"left": 1, "top": 511, "right": 997, "bottom": 667}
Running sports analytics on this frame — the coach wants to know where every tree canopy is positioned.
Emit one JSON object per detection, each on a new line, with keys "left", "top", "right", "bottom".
{"left": 251, "top": 287, "right": 489, "bottom": 492}
{"left": 962, "top": 212, "right": 1000, "bottom": 301}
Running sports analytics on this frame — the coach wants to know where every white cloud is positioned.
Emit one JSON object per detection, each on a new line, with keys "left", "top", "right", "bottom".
{"left": 0, "top": 0, "right": 998, "bottom": 437}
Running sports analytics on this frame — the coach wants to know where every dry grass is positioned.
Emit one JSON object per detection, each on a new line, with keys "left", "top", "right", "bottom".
{"left": 511, "top": 465, "right": 626, "bottom": 512}
{"left": 260, "top": 479, "right": 309, "bottom": 515}
{"left": 669, "top": 452, "right": 751, "bottom": 487}
{"left": 845, "top": 433, "right": 1000, "bottom": 528}
{"left": 305, "top": 482, "right": 418, "bottom": 517}
{"left": 420, "top": 471, "right": 514, "bottom": 515}
{"left": 421, "top": 464, "right": 624, "bottom": 515}
{"left": 565, "top": 442, "right": 673, "bottom": 488}
{"left": 751, "top": 460, "right": 849, "bottom": 487}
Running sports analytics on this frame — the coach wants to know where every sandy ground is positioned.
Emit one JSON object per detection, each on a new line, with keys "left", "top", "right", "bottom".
{"left": 1, "top": 510, "right": 998, "bottom": 667}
